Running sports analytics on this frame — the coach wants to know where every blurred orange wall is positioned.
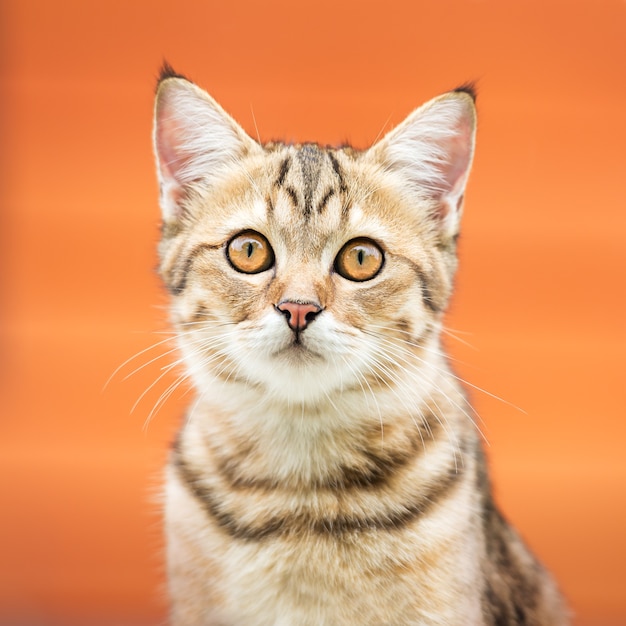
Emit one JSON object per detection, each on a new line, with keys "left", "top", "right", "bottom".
{"left": 1, "top": 1, "right": 625, "bottom": 624}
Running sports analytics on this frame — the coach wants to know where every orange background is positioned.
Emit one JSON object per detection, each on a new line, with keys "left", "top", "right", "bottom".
{"left": 1, "top": 1, "right": 625, "bottom": 624}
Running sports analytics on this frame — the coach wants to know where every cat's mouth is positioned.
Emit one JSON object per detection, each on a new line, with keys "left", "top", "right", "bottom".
{"left": 275, "top": 335, "right": 322, "bottom": 361}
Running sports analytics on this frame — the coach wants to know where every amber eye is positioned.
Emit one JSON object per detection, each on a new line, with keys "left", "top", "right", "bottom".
{"left": 226, "top": 231, "right": 275, "bottom": 274}
{"left": 335, "top": 238, "right": 384, "bottom": 282}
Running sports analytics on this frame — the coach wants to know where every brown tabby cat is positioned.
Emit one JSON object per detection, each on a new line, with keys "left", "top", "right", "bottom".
{"left": 152, "top": 65, "right": 569, "bottom": 625}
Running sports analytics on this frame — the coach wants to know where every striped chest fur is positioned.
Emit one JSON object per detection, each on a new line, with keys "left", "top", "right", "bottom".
{"left": 152, "top": 65, "right": 569, "bottom": 625}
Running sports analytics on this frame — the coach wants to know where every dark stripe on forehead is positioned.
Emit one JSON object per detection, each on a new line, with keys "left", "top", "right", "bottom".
{"left": 317, "top": 188, "right": 335, "bottom": 214}
{"left": 275, "top": 155, "right": 291, "bottom": 187}
{"left": 283, "top": 186, "right": 299, "bottom": 208}
{"left": 272, "top": 146, "right": 351, "bottom": 219}
{"left": 272, "top": 152, "right": 299, "bottom": 209}
{"left": 327, "top": 151, "right": 348, "bottom": 193}
{"left": 297, "top": 144, "right": 325, "bottom": 218}
{"left": 328, "top": 151, "right": 351, "bottom": 217}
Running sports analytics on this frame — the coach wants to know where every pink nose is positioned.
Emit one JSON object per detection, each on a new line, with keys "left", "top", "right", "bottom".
{"left": 276, "top": 301, "right": 322, "bottom": 332}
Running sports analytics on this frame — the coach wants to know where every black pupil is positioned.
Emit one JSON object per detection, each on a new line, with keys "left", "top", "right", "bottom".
{"left": 357, "top": 249, "right": 364, "bottom": 265}
{"left": 246, "top": 242, "right": 254, "bottom": 258}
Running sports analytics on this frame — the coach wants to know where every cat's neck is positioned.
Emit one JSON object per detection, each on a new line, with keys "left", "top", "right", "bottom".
{"left": 179, "top": 343, "right": 470, "bottom": 489}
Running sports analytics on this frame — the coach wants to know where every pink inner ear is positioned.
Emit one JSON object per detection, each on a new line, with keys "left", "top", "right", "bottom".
{"left": 154, "top": 78, "right": 260, "bottom": 221}
{"left": 154, "top": 94, "right": 197, "bottom": 218}
{"left": 156, "top": 104, "right": 188, "bottom": 185}
{"left": 155, "top": 107, "right": 192, "bottom": 218}
{"left": 441, "top": 118, "right": 474, "bottom": 197}
{"left": 432, "top": 112, "right": 474, "bottom": 227}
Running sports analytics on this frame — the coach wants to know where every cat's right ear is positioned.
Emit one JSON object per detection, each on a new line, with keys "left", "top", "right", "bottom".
{"left": 153, "top": 73, "right": 259, "bottom": 222}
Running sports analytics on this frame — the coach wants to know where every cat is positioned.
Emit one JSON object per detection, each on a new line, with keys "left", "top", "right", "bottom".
{"left": 152, "top": 64, "right": 569, "bottom": 625}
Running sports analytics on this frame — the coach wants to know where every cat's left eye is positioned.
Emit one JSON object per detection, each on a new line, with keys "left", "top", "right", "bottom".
{"left": 335, "top": 238, "right": 384, "bottom": 282}
{"left": 227, "top": 231, "right": 275, "bottom": 274}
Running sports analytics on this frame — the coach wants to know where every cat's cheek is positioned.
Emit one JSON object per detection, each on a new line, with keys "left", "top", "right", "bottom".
{"left": 171, "top": 295, "right": 206, "bottom": 327}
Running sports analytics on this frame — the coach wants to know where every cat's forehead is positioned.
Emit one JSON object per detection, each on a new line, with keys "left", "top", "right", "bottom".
{"left": 200, "top": 141, "right": 414, "bottom": 259}
{"left": 267, "top": 143, "right": 349, "bottom": 224}
{"left": 259, "top": 143, "right": 390, "bottom": 247}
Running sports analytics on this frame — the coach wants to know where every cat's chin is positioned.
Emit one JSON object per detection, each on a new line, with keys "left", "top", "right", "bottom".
{"left": 254, "top": 343, "right": 347, "bottom": 405}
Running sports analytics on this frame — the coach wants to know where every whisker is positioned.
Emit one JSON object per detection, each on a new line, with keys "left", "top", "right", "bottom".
{"left": 364, "top": 323, "right": 522, "bottom": 420}
{"left": 361, "top": 327, "right": 488, "bottom": 449}
{"left": 360, "top": 354, "right": 429, "bottom": 452}
{"left": 440, "top": 325, "right": 478, "bottom": 351}
{"left": 122, "top": 343, "right": 181, "bottom": 382}
{"left": 103, "top": 332, "right": 179, "bottom": 391}
{"left": 143, "top": 371, "right": 192, "bottom": 431}
{"left": 131, "top": 359, "right": 182, "bottom": 415}
{"left": 338, "top": 353, "right": 385, "bottom": 445}
{"left": 364, "top": 345, "right": 466, "bottom": 463}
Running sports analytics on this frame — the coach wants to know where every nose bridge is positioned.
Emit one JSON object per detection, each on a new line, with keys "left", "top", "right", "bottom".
{"left": 277, "top": 263, "right": 324, "bottom": 307}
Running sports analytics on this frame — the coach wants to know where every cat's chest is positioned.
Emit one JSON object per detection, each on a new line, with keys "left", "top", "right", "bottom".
{"left": 165, "top": 454, "right": 483, "bottom": 626}
{"left": 208, "top": 537, "right": 480, "bottom": 625}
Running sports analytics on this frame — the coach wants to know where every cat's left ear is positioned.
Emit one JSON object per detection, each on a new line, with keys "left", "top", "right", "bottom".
{"left": 153, "top": 70, "right": 260, "bottom": 223}
{"left": 368, "top": 88, "right": 476, "bottom": 241}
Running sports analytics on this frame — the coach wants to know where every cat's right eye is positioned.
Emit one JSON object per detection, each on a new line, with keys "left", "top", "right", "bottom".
{"left": 226, "top": 231, "right": 275, "bottom": 274}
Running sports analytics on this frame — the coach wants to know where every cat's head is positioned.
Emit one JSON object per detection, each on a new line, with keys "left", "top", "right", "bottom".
{"left": 153, "top": 67, "right": 476, "bottom": 405}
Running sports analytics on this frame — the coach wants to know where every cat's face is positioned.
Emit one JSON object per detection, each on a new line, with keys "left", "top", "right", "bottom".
{"left": 154, "top": 72, "right": 475, "bottom": 404}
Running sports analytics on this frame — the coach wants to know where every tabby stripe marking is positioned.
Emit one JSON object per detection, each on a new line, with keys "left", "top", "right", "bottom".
{"left": 415, "top": 266, "right": 441, "bottom": 313}
{"left": 212, "top": 411, "right": 442, "bottom": 492}
{"left": 297, "top": 144, "right": 326, "bottom": 219}
{"left": 317, "top": 187, "right": 335, "bottom": 214}
{"left": 173, "top": 447, "right": 463, "bottom": 541}
{"left": 481, "top": 507, "right": 542, "bottom": 622}
{"left": 167, "top": 242, "right": 220, "bottom": 296}
{"left": 479, "top": 451, "right": 542, "bottom": 623}
{"left": 275, "top": 156, "right": 291, "bottom": 187}
{"left": 328, "top": 151, "right": 351, "bottom": 217}
{"left": 391, "top": 254, "right": 443, "bottom": 313}
{"left": 273, "top": 156, "right": 300, "bottom": 211}
{"left": 283, "top": 186, "right": 299, "bottom": 208}
{"left": 328, "top": 151, "right": 348, "bottom": 193}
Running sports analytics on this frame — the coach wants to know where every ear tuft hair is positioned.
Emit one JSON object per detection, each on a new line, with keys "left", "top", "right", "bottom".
{"left": 452, "top": 82, "right": 478, "bottom": 102}
{"left": 156, "top": 61, "right": 190, "bottom": 90}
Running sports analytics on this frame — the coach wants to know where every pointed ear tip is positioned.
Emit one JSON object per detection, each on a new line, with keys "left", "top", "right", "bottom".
{"left": 154, "top": 74, "right": 199, "bottom": 113}
{"left": 155, "top": 62, "right": 192, "bottom": 95}
{"left": 439, "top": 84, "right": 477, "bottom": 123}
{"left": 158, "top": 61, "right": 190, "bottom": 82}
{"left": 452, "top": 82, "right": 477, "bottom": 102}
{"left": 424, "top": 86, "right": 476, "bottom": 121}
{"left": 444, "top": 87, "right": 477, "bottom": 128}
